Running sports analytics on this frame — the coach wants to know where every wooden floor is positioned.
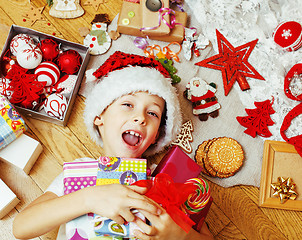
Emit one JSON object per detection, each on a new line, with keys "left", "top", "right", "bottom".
{"left": 0, "top": 0, "right": 301, "bottom": 239}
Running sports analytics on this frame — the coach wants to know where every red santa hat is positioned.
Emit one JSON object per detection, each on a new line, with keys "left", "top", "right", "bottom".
{"left": 84, "top": 51, "right": 182, "bottom": 156}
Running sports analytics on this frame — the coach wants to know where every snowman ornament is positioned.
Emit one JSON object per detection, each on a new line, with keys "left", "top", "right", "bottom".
{"left": 84, "top": 22, "right": 112, "bottom": 55}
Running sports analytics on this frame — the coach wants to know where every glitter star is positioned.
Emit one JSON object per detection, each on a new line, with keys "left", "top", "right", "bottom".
{"left": 196, "top": 29, "right": 265, "bottom": 96}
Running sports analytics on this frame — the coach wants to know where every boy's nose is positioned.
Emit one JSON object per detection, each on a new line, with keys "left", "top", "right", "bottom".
{"left": 133, "top": 114, "right": 146, "bottom": 125}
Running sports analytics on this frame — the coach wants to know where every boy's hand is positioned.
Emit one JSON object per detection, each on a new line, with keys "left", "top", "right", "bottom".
{"left": 133, "top": 208, "right": 187, "bottom": 240}
{"left": 133, "top": 207, "right": 214, "bottom": 240}
{"left": 83, "top": 184, "right": 161, "bottom": 225}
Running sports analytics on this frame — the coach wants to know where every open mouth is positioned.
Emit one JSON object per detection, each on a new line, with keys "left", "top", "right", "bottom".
{"left": 122, "top": 130, "right": 142, "bottom": 146}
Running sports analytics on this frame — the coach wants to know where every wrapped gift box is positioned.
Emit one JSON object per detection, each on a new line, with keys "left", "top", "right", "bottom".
{"left": 64, "top": 157, "right": 147, "bottom": 240}
{"left": 152, "top": 146, "right": 212, "bottom": 230}
{"left": 0, "top": 178, "right": 19, "bottom": 219}
{"left": 94, "top": 157, "right": 146, "bottom": 238}
{"left": 0, "top": 134, "right": 43, "bottom": 174}
{"left": 0, "top": 25, "right": 90, "bottom": 126}
{"left": 117, "top": 0, "right": 187, "bottom": 43}
{"left": 0, "top": 94, "right": 26, "bottom": 150}
{"left": 140, "top": 0, "right": 170, "bottom": 36}
{"left": 152, "top": 146, "right": 202, "bottom": 183}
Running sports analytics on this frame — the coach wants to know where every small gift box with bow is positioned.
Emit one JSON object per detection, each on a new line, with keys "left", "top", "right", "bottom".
{"left": 0, "top": 94, "right": 26, "bottom": 150}
{"left": 117, "top": 0, "right": 187, "bottom": 43}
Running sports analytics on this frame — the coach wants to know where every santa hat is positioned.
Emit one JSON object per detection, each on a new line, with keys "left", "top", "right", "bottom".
{"left": 84, "top": 51, "right": 182, "bottom": 156}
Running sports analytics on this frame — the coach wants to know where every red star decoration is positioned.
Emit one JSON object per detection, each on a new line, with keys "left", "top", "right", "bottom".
{"left": 195, "top": 29, "right": 265, "bottom": 96}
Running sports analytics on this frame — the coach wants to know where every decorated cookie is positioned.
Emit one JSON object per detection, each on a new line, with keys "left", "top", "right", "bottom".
{"left": 49, "top": 0, "right": 84, "bottom": 19}
{"left": 184, "top": 77, "right": 220, "bottom": 121}
{"left": 195, "top": 137, "right": 244, "bottom": 178}
{"left": 84, "top": 22, "right": 112, "bottom": 55}
{"left": 172, "top": 120, "right": 194, "bottom": 153}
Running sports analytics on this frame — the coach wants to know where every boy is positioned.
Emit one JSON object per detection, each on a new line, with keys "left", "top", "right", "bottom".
{"left": 13, "top": 51, "right": 214, "bottom": 240}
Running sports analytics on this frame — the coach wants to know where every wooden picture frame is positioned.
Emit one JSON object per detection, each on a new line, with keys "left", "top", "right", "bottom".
{"left": 259, "top": 140, "right": 302, "bottom": 210}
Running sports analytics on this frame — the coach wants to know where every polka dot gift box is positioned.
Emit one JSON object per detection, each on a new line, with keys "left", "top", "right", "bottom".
{"left": 63, "top": 157, "right": 147, "bottom": 240}
{"left": 63, "top": 160, "right": 98, "bottom": 195}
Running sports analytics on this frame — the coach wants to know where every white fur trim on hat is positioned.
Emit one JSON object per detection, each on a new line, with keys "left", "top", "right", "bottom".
{"left": 84, "top": 66, "right": 182, "bottom": 156}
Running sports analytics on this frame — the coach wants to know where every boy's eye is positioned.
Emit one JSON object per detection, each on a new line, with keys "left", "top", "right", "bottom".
{"left": 122, "top": 103, "right": 133, "bottom": 108}
{"left": 148, "top": 111, "right": 159, "bottom": 118}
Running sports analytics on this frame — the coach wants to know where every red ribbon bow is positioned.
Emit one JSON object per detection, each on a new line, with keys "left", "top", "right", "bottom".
{"left": 133, "top": 173, "right": 196, "bottom": 233}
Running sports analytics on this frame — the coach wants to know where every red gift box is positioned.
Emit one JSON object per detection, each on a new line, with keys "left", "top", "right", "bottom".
{"left": 152, "top": 146, "right": 202, "bottom": 183}
{"left": 273, "top": 21, "right": 302, "bottom": 51}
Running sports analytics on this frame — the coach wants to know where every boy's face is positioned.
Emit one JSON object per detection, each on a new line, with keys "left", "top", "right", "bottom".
{"left": 94, "top": 92, "right": 165, "bottom": 158}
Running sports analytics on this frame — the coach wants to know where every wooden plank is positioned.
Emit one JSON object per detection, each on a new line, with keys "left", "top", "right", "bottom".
{"left": 215, "top": 222, "right": 247, "bottom": 240}
{"left": 208, "top": 181, "right": 287, "bottom": 239}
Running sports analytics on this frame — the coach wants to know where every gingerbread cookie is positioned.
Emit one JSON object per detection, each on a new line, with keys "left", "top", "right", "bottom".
{"left": 195, "top": 137, "right": 244, "bottom": 178}
{"left": 172, "top": 120, "right": 194, "bottom": 153}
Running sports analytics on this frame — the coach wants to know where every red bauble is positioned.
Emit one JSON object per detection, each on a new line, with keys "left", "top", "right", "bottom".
{"left": 56, "top": 50, "right": 82, "bottom": 75}
{"left": 1, "top": 56, "right": 16, "bottom": 77}
{"left": 39, "top": 39, "right": 60, "bottom": 61}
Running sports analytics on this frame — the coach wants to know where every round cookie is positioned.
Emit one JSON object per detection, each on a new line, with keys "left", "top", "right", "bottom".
{"left": 195, "top": 140, "right": 210, "bottom": 175}
{"left": 207, "top": 137, "right": 244, "bottom": 175}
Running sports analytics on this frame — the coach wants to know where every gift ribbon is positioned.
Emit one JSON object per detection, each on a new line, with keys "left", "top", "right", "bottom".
{"left": 132, "top": 173, "right": 196, "bottom": 233}
{"left": 271, "top": 177, "right": 298, "bottom": 204}
{"left": 140, "top": 7, "right": 185, "bottom": 33}
{"left": 144, "top": 42, "right": 181, "bottom": 62}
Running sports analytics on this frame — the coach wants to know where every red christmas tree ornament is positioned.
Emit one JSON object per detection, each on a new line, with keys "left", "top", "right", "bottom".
{"left": 6, "top": 64, "right": 45, "bottom": 109}
{"left": 273, "top": 21, "right": 302, "bottom": 52}
{"left": 236, "top": 98, "right": 275, "bottom": 138}
{"left": 284, "top": 63, "right": 302, "bottom": 101}
{"left": 56, "top": 50, "right": 82, "bottom": 75}
{"left": 196, "top": 29, "right": 265, "bottom": 96}
{"left": 38, "top": 38, "right": 60, "bottom": 61}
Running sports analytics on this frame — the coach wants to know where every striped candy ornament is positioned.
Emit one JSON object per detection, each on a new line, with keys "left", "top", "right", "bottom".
{"left": 35, "top": 61, "right": 60, "bottom": 86}
{"left": 183, "top": 178, "right": 211, "bottom": 214}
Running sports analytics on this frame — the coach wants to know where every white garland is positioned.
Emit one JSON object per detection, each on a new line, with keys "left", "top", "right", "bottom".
{"left": 186, "top": 0, "right": 302, "bottom": 140}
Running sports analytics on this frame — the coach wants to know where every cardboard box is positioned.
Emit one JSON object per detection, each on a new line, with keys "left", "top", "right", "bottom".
{"left": 0, "top": 178, "right": 19, "bottom": 219}
{"left": 0, "top": 134, "right": 43, "bottom": 174}
{"left": 117, "top": 1, "right": 187, "bottom": 43}
{"left": 140, "top": 0, "right": 170, "bottom": 36}
{"left": 0, "top": 25, "right": 90, "bottom": 126}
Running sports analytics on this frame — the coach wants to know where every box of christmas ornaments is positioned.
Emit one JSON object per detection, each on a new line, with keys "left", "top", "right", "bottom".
{"left": 0, "top": 25, "right": 90, "bottom": 126}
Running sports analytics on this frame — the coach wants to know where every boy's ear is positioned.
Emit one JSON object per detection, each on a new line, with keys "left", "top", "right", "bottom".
{"left": 94, "top": 116, "right": 103, "bottom": 126}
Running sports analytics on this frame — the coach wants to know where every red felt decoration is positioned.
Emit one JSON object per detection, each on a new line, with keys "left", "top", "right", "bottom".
{"left": 6, "top": 64, "right": 45, "bottom": 109}
{"left": 195, "top": 30, "right": 265, "bottom": 96}
{"left": 236, "top": 99, "right": 275, "bottom": 138}
{"left": 280, "top": 102, "right": 302, "bottom": 157}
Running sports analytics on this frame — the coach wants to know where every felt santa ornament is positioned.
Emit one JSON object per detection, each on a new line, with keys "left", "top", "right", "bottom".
{"left": 84, "top": 51, "right": 182, "bottom": 156}
{"left": 184, "top": 77, "right": 221, "bottom": 121}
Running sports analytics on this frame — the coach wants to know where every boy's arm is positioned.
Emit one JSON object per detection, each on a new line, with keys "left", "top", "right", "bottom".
{"left": 13, "top": 190, "right": 89, "bottom": 239}
{"left": 13, "top": 184, "right": 160, "bottom": 239}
